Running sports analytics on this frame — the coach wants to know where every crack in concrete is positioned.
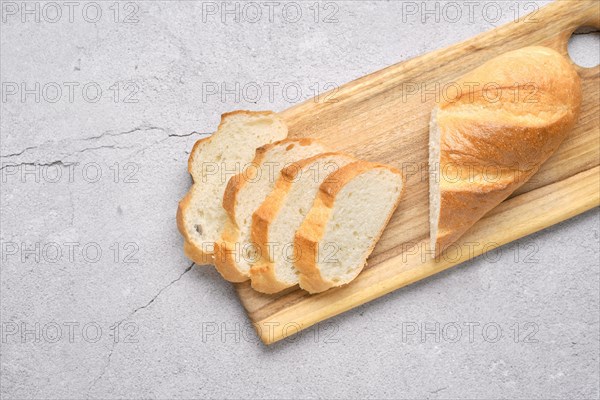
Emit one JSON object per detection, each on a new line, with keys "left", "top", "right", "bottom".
{"left": 167, "top": 131, "right": 210, "bottom": 138}
{"left": 85, "top": 126, "right": 166, "bottom": 142}
{"left": 1, "top": 145, "right": 40, "bottom": 158}
{"left": 86, "top": 262, "right": 194, "bottom": 397}
{"left": 429, "top": 386, "right": 448, "bottom": 394}
{"left": 1, "top": 128, "right": 209, "bottom": 170}
{"left": 121, "top": 131, "right": 210, "bottom": 161}
{"left": 63, "top": 144, "right": 136, "bottom": 157}
{"left": 127, "top": 262, "right": 194, "bottom": 317}
{"left": 1, "top": 126, "right": 166, "bottom": 160}
{"left": 0, "top": 145, "right": 135, "bottom": 172}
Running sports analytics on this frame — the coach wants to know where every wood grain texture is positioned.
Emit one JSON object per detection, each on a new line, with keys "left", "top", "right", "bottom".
{"left": 234, "top": 0, "right": 600, "bottom": 345}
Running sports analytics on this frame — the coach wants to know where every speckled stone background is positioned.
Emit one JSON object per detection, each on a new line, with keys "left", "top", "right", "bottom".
{"left": 1, "top": 1, "right": 599, "bottom": 399}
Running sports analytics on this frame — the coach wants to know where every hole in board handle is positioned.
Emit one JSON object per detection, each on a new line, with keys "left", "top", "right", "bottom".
{"left": 567, "top": 26, "right": 600, "bottom": 68}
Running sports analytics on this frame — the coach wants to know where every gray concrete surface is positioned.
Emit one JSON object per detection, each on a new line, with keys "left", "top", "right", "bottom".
{"left": 1, "top": 1, "right": 599, "bottom": 399}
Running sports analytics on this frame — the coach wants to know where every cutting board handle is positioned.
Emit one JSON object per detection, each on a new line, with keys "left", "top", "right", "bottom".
{"left": 540, "top": 0, "right": 599, "bottom": 70}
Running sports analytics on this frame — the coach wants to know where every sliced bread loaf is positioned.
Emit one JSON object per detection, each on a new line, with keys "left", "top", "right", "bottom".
{"left": 250, "top": 153, "right": 355, "bottom": 293}
{"left": 295, "top": 161, "right": 404, "bottom": 293}
{"left": 177, "top": 111, "right": 288, "bottom": 264}
{"left": 214, "top": 138, "right": 328, "bottom": 282}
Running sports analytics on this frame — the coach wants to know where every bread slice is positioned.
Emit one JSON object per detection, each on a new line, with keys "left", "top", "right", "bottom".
{"left": 429, "top": 46, "right": 582, "bottom": 255}
{"left": 295, "top": 161, "right": 404, "bottom": 293}
{"left": 177, "top": 111, "right": 287, "bottom": 264}
{"left": 214, "top": 138, "right": 328, "bottom": 282}
{"left": 250, "top": 153, "right": 355, "bottom": 293}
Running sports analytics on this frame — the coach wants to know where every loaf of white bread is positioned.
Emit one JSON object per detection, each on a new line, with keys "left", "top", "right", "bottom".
{"left": 178, "top": 46, "right": 581, "bottom": 294}
{"left": 429, "top": 46, "right": 582, "bottom": 255}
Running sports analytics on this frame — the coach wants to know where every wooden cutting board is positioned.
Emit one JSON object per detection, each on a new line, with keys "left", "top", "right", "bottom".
{"left": 235, "top": 0, "right": 600, "bottom": 345}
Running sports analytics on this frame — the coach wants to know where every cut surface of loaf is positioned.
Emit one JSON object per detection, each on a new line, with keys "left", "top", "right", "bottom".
{"left": 177, "top": 111, "right": 288, "bottom": 264}
{"left": 250, "top": 152, "right": 355, "bottom": 294}
{"left": 429, "top": 46, "right": 582, "bottom": 255}
{"left": 295, "top": 161, "right": 404, "bottom": 294}
{"left": 214, "top": 138, "right": 328, "bottom": 282}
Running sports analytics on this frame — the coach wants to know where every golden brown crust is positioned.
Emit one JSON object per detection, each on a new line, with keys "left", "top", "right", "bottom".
{"left": 213, "top": 220, "right": 248, "bottom": 282}
{"left": 248, "top": 176, "right": 293, "bottom": 293}
{"left": 178, "top": 184, "right": 212, "bottom": 265}
{"left": 249, "top": 260, "right": 292, "bottom": 294}
{"left": 221, "top": 109, "right": 276, "bottom": 120}
{"left": 319, "top": 161, "right": 402, "bottom": 207}
{"left": 215, "top": 138, "right": 323, "bottom": 283}
{"left": 249, "top": 152, "right": 356, "bottom": 294}
{"left": 178, "top": 110, "right": 280, "bottom": 264}
{"left": 187, "top": 137, "right": 210, "bottom": 174}
{"left": 221, "top": 147, "right": 265, "bottom": 222}
{"left": 295, "top": 161, "right": 405, "bottom": 293}
{"left": 176, "top": 189, "right": 193, "bottom": 241}
{"left": 183, "top": 240, "right": 213, "bottom": 265}
{"left": 221, "top": 174, "right": 245, "bottom": 223}
{"left": 433, "top": 46, "right": 582, "bottom": 255}
{"left": 279, "top": 151, "right": 349, "bottom": 181}
{"left": 294, "top": 196, "right": 332, "bottom": 293}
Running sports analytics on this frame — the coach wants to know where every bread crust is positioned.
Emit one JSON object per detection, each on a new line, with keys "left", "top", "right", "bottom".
{"left": 214, "top": 138, "right": 321, "bottom": 282}
{"left": 295, "top": 161, "right": 404, "bottom": 293}
{"left": 249, "top": 152, "right": 355, "bottom": 294}
{"left": 213, "top": 220, "right": 249, "bottom": 281}
{"left": 177, "top": 110, "right": 281, "bottom": 265}
{"left": 176, "top": 186, "right": 214, "bottom": 264}
{"left": 431, "top": 46, "right": 582, "bottom": 255}
{"left": 187, "top": 137, "right": 210, "bottom": 175}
